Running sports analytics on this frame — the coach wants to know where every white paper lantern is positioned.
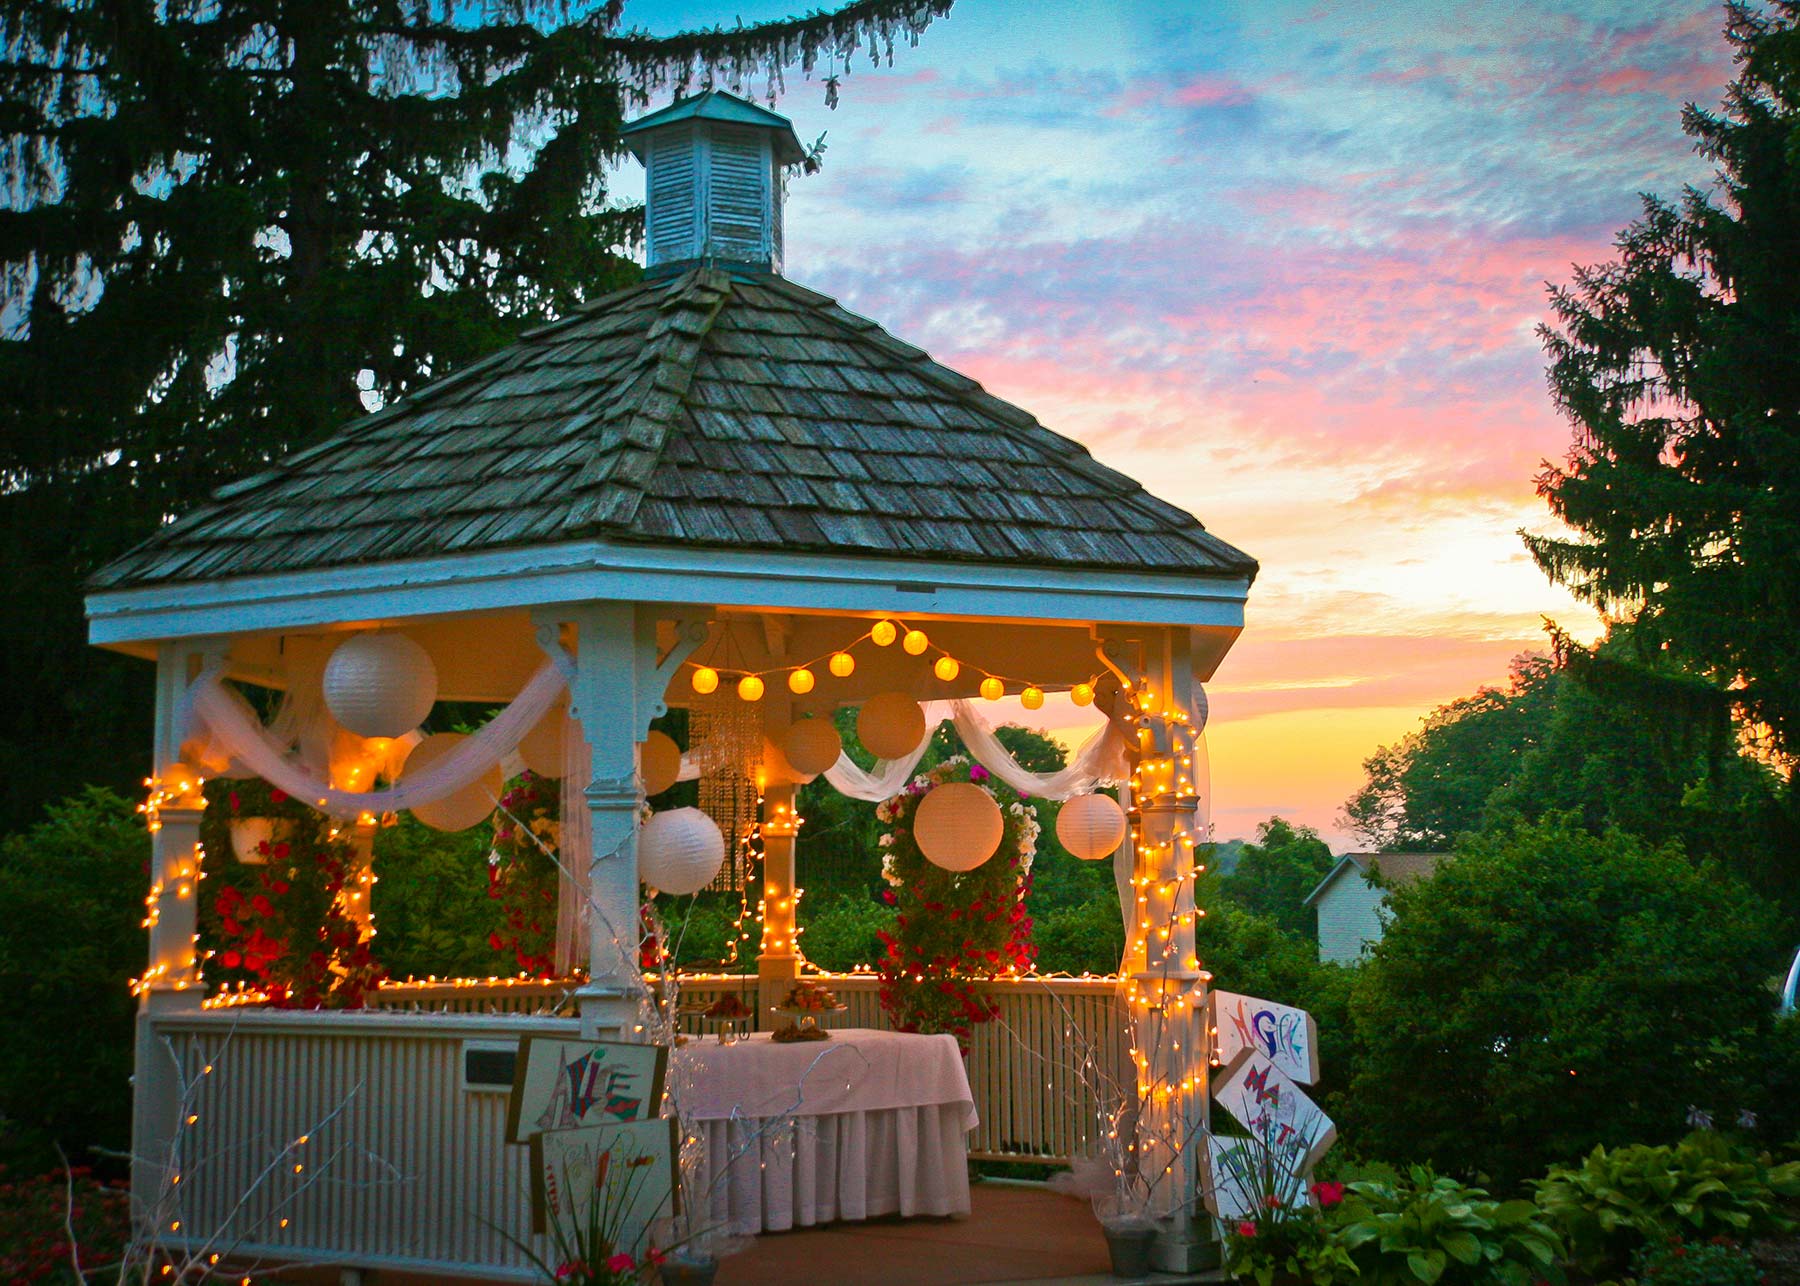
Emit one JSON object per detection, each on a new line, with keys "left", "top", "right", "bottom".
{"left": 638, "top": 807, "right": 726, "bottom": 895}
{"left": 784, "top": 718, "right": 843, "bottom": 777}
{"left": 858, "top": 691, "right": 926, "bottom": 760}
{"left": 915, "top": 782, "right": 1004, "bottom": 872}
{"left": 323, "top": 633, "right": 439, "bottom": 738}
{"left": 759, "top": 733, "right": 811, "bottom": 787}
{"left": 1057, "top": 792, "right": 1128, "bottom": 861}
{"left": 402, "top": 732, "right": 503, "bottom": 832}
{"left": 518, "top": 703, "right": 571, "bottom": 777}
{"left": 640, "top": 730, "right": 682, "bottom": 796}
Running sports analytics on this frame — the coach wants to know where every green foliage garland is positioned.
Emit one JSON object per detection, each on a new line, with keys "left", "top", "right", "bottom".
{"left": 874, "top": 757, "right": 1038, "bottom": 1045}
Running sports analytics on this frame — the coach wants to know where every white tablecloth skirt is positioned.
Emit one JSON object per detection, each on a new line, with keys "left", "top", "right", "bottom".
{"left": 696, "top": 1101, "right": 972, "bottom": 1234}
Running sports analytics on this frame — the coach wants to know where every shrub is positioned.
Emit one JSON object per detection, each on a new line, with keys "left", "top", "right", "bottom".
{"left": 1032, "top": 895, "right": 1123, "bottom": 975}
{"left": 1631, "top": 1234, "right": 1762, "bottom": 1286}
{"left": 367, "top": 813, "right": 497, "bottom": 979}
{"left": 0, "top": 1163, "right": 133, "bottom": 1283}
{"left": 1347, "top": 817, "right": 1781, "bottom": 1187}
{"left": 1332, "top": 1167, "right": 1563, "bottom": 1285}
{"left": 1532, "top": 1130, "right": 1800, "bottom": 1278}
{"left": 0, "top": 788, "right": 144, "bottom": 1172}
{"left": 797, "top": 894, "right": 892, "bottom": 973}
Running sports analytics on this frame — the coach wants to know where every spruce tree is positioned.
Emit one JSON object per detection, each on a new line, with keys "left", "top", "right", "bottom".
{"left": 1527, "top": 2, "right": 1800, "bottom": 758}
{"left": 0, "top": 0, "right": 949, "bottom": 828}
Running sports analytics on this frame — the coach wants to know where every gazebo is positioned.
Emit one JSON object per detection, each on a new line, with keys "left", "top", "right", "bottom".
{"left": 86, "top": 91, "right": 1257, "bottom": 1280}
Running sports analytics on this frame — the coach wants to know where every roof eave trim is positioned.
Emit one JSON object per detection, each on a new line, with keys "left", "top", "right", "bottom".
{"left": 1302, "top": 856, "right": 1364, "bottom": 908}
{"left": 86, "top": 539, "right": 1252, "bottom": 645}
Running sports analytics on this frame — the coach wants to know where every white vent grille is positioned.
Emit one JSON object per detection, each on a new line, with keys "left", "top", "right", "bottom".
{"left": 707, "top": 125, "right": 771, "bottom": 264}
{"left": 645, "top": 127, "right": 698, "bottom": 264}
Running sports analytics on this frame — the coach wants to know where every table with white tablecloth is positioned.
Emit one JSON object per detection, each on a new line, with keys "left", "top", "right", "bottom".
{"left": 669, "top": 1028, "right": 976, "bottom": 1234}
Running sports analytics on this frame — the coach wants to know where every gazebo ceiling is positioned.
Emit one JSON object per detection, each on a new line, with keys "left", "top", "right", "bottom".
{"left": 90, "top": 267, "right": 1257, "bottom": 593}
{"left": 211, "top": 607, "right": 1133, "bottom": 707}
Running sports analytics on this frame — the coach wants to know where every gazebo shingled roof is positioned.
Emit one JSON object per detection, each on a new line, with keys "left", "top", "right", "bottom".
{"left": 92, "top": 267, "right": 1257, "bottom": 590}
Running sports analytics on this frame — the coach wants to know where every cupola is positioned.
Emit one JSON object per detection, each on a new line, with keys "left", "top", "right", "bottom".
{"left": 623, "top": 90, "right": 806, "bottom": 276}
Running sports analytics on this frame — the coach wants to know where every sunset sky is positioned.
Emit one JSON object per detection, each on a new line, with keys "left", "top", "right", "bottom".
{"left": 627, "top": 0, "right": 1737, "bottom": 848}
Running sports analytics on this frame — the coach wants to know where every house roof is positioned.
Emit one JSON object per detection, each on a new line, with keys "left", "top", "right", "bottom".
{"left": 91, "top": 268, "right": 1259, "bottom": 592}
{"left": 622, "top": 89, "right": 806, "bottom": 164}
{"left": 1301, "top": 851, "right": 1447, "bottom": 908}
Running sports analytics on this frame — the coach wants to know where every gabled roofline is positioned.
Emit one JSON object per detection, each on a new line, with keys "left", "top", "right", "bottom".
{"left": 1302, "top": 855, "right": 1367, "bottom": 908}
{"left": 86, "top": 536, "right": 1252, "bottom": 647}
{"left": 1302, "top": 852, "right": 1448, "bottom": 906}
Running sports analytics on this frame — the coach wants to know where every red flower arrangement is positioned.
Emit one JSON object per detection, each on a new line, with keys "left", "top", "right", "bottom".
{"left": 872, "top": 757, "right": 1039, "bottom": 1048}
{"left": 486, "top": 770, "right": 560, "bottom": 977}
{"left": 205, "top": 781, "right": 385, "bottom": 1007}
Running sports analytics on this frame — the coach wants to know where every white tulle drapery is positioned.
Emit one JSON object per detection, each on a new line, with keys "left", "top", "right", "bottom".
{"left": 817, "top": 700, "right": 1132, "bottom": 802}
{"left": 184, "top": 659, "right": 569, "bottom": 818}
{"left": 555, "top": 715, "right": 595, "bottom": 975}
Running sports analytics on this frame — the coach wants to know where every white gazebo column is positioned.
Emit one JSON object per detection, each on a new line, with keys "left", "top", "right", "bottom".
{"left": 131, "top": 641, "right": 213, "bottom": 1220}
{"left": 1109, "top": 627, "right": 1215, "bottom": 1273}
{"left": 559, "top": 604, "right": 708, "bottom": 1040}
{"left": 757, "top": 781, "right": 802, "bottom": 1015}
{"left": 567, "top": 603, "right": 648, "bottom": 1039}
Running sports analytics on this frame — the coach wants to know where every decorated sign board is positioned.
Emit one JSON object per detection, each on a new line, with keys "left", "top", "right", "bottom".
{"left": 508, "top": 1035, "right": 669, "bottom": 1143}
{"left": 1210, "top": 990, "right": 1319, "bottom": 1086}
{"left": 528, "top": 1117, "right": 681, "bottom": 1235}
{"left": 1207, "top": 1133, "right": 1307, "bottom": 1221}
{"left": 507, "top": 1036, "right": 678, "bottom": 1246}
{"left": 1205, "top": 992, "right": 1336, "bottom": 1221}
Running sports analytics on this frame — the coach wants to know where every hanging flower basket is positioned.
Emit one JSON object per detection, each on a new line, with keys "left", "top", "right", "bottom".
{"left": 228, "top": 816, "right": 293, "bottom": 865}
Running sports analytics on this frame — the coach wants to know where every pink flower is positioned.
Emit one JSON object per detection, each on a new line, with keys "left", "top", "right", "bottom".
{"left": 1311, "top": 1180, "right": 1346, "bottom": 1208}
{"left": 1237, "top": 1221, "right": 1257, "bottom": 1238}
{"left": 605, "top": 1252, "right": 635, "bottom": 1272}
{"left": 554, "top": 1264, "right": 576, "bottom": 1279}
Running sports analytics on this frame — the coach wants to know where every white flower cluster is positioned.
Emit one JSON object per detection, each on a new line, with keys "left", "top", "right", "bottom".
{"left": 1009, "top": 799, "right": 1041, "bottom": 878}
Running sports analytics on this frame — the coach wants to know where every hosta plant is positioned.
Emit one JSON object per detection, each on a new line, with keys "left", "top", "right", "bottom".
{"left": 1532, "top": 1130, "right": 1800, "bottom": 1278}
{"left": 1332, "top": 1167, "right": 1564, "bottom": 1285}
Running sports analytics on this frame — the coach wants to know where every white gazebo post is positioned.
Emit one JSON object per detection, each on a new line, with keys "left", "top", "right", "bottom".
{"left": 131, "top": 641, "right": 213, "bottom": 1208}
{"left": 758, "top": 777, "right": 802, "bottom": 1015}
{"left": 1107, "top": 627, "right": 1215, "bottom": 1273}
{"left": 567, "top": 603, "right": 649, "bottom": 1040}
{"left": 562, "top": 604, "right": 708, "bottom": 1039}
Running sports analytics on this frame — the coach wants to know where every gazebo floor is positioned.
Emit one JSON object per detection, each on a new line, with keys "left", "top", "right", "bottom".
{"left": 264, "top": 1181, "right": 1224, "bottom": 1285}
{"left": 716, "top": 1180, "right": 1221, "bottom": 1285}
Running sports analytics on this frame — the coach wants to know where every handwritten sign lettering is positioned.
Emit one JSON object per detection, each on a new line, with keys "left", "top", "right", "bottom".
{"left": 1210, "top": 1050, "right": 1337, "bottom": 1217}
{"left": 508, "top": 1036, "right": 668, "bottom": 1144}
{"left": 1210, "top": 990, "right": 1319, "bottom": 1086}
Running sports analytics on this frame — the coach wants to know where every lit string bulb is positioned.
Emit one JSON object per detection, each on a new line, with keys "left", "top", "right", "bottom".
{"left": 691, "top": 667, "right": 719, "bottom": 695}
{"left": 902, "top": 628, "right": 929, "bottom": 656}
{"left": 787, "top": 668, "right": 815, "bottom": 695}
{"left": 870, "top": 619, "right": 898, "bottom": 647}
{"left": 829, "top": 652, "right": 855, "bottom": 678}
{"left": 933, "top": 656, "right": 960, "bottom": 682}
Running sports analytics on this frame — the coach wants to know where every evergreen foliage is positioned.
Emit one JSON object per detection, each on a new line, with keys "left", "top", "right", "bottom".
{"left": 1526, "top": 1, "right": 1800, "bottom": 758}
{"left": 0, "top": 0, "right": 951, "bottom": 831}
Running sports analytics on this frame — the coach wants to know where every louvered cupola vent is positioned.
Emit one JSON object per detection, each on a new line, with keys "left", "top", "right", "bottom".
{"left": 624, "top": 91, "right": 806, "bottom": 276}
